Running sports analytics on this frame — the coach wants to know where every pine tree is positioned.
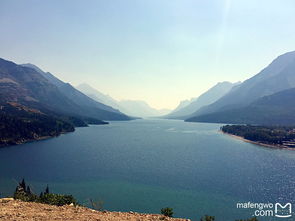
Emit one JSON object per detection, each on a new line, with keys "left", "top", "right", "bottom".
{"left": 45, "top": 185, "right": 49, "bottom": 194}
{"left": 20, "top": 178, "right": 26, "bottom": 191}
{"left": 26, "top": 186, "right": 31, "bottom": 194}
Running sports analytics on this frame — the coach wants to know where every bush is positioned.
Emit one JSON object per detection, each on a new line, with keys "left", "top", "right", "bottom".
{"left": 14, "top": 179, "right": 77, "bottom": 206}
{"left": 161, "top": 207, "right": 173, "bottom": 217}
{"left": 200, "top": 215, "right": 215, "bottom": 221}
{"left": 14, "top": 189, "right": 38, "bottom": 202}
{"left": 39, "top": 193, "right": 76, "bottom": 206}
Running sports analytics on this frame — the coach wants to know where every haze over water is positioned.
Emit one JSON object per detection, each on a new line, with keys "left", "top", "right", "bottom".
{"left": 0, "top": 119, "right": 294, "bottom": 220}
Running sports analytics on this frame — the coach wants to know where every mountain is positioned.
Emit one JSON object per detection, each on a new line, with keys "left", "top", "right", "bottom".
{"left": 19, "top": 63, "right": 131, "bottom": 120}
{"left": 156, "top": 108, "right": 172, "bottom": 116}
{"left": 0, "top": 59, "right": 75, "bottom": 113}
{"left": 22, "top": 64, "right": 123, "bottom": 114}
{"left": 118, "top": 100, "right": 170, "bottom": 117}
{"left": 190, "top": 51, "right": 295, "bottom": 118}
{"left": 186, "top": 87, "right": 295, "bottom": 125}
{"left": 0, "top": 58, "right": 130, "bottom": 121}
{"left": 165, "top": 81, "right": 239, "bottom": 119}
{"left": 76, "top": 83, "right": 121, "bottom": 111}
{"left": 1, "top": 58, "right": 136, "bottom": 146}
{"left": 77, "top": 83, "right": 170, "bottom": 117}
{"left": 21, "top": 63, "right": 64, "bottom": 87}
{"left": 171, "top": 99, "right": 194, "bottom": 113}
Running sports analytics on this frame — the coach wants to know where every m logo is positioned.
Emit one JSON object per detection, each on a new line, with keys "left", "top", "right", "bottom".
{"left": 275, "top": 203, "right": 292, "bottom": 218}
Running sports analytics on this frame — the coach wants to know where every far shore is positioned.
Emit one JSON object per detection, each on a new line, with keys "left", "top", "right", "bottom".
{"left": 221, "top": 131, "right": 295, "bottom": 150}
{"left": 0, "top": 131, "right": 73, "bottom": 148}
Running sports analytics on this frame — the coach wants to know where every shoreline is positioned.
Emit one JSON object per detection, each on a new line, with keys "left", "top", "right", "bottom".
{"left": 0, "top": 130, "right": 74, "bottom": 148}
{"left": 221, "top": 131, "right": 295, "bottom": 150}
{"left": 0, "top": 121, "right": 111, "bottom": 148}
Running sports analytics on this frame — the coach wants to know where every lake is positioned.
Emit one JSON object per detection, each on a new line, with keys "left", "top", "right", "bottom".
{"left": 0, "top": 119, "right": 294, "bottom": 220}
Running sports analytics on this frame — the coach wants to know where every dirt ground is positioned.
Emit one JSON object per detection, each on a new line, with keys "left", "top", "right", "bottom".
{"left": 0, "top": 198, "right": 190, "bottom": 221}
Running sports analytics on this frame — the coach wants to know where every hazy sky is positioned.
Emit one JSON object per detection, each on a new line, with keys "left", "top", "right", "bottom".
{"left": 0, "top": 0, "right": 295, "bottom": 109}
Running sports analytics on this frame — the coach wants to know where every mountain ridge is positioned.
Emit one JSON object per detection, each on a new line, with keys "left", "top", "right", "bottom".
{"left": 22, "top": 64, "right": 124, "bottom": 115}
{"left": 186, "top": 87, "right": 295, "bottom": 125}
{"left": 165, "top": 81, "right": 239, "bottom": 119}
{"left": 186, "top": 51, "right": 295, "bottom": 125}
{"left": 190, "top": 51, "right": 295, "bottom": 118}
{"left": 77, "top": 83, "right": 171, "bottom": 117}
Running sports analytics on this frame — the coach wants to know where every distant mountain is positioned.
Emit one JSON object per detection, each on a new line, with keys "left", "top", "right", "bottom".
{"left": 77, "top": 83, "right": 170, "bottom": 117}
{"left": 76, "top": 83, "right": 121, "bottom": 111}
{"left": 156, "top": 108, "right": 172, "bottom": 116}
{"left": 22, "top": 64, "right": 131, "bottom": 120}
{"left": 171, "top": 99, "right": 194, "bottom": 113}
{"left": 191, "top": 51, "right": 295, "bottom": 118}
{"left": 22, "top": 64, "right": 122, "bottom": 114}
{"left": 21, "top": 63, "right": 64, "bottom": 87}
{"left": 165, "top": 81, "right": 239, "bottom": 119}
{"left": 118, "top": 100, "right": 170, "bottom": 117}
{"left": 186, "top": 87, "right": 295, "bottom": 126}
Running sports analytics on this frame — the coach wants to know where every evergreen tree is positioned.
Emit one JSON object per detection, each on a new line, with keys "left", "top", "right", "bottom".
{"left": 45, "top": 185, "right": 49, "bottom": 194}
{"left": 20, "top": 178, "right": 26, "bottom": 190}
{"left": 26, "top": 186, "right": 31, "bottom": 194}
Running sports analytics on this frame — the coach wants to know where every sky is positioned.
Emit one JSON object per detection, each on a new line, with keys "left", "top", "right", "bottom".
{"left": 0, "top": 0, "right": 295, "bottom": 110}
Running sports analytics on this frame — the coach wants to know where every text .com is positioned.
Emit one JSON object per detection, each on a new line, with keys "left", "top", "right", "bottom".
{"left": 236, "top": 202, "right": 292, "bottom": 218}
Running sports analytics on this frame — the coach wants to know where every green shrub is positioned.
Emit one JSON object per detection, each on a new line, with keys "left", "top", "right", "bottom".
{"left": 161, "top": 207, "right": 173, "bottom": 217}
{"left": 13, "top": 179, "right": 77, "bottom": 206}
{"left": 14, "top": 189, "right": 38, "bottom": 202}
{"left": 200, "top": 215, "right": 215, "bottom": 221}
{"left": 39, "top": 193, "right": 76, "bottom": 206}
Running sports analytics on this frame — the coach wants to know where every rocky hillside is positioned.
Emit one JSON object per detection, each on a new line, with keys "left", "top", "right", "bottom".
{"left": 0, "top": 198, "right": 189, "bottom": 221}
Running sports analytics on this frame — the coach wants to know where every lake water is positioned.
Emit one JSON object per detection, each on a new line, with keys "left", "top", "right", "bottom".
{"left": 0, "top": 119, "right": 294, "bottom": 220}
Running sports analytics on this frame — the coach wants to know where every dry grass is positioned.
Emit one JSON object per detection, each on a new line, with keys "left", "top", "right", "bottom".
{"left": 0, "top": 198, "right": 190, "bottom": 221}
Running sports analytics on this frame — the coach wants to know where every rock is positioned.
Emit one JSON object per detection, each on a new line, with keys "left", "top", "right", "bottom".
{"left": 0, "top": 198, "right": 14, "bottom": 203}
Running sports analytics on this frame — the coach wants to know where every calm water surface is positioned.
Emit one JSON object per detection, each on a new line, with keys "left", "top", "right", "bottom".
{"left": 0, "top": 119, "right": 294, "bottom": 220}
